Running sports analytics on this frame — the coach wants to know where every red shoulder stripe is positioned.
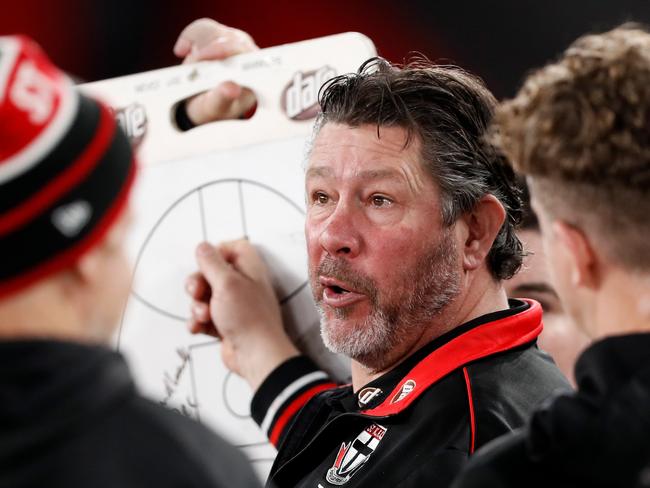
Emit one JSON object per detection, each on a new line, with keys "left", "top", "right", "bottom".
{"left": 463, "top": 367, "right": 476, "bottom": 454}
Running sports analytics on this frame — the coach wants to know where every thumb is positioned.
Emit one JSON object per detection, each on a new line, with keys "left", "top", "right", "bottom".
{"left": 195, "top": 241, "right": 230, "bottom": 287}
{"left": 219, "top": 239, "right": 269, "bottom": 283}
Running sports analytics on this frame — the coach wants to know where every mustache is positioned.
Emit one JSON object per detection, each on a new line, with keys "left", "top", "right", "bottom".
{"left": 314, "top": 256, "right": 378, "bottom": 299}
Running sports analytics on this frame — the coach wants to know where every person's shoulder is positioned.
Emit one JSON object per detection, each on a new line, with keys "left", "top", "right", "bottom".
{"left": 124, "top": 395, "right": 262, "bottom": 487}
{"left": 451, "top": 429, "right": 530, "bottom": 488}
{"left": 127, "top": 395, "right": 222, "bottom": 446}
{"left": 462, "top": 345, "right": 571, "bottom": 447}
{"left": 468, "top": 344, "right": 571, "bottom": 401}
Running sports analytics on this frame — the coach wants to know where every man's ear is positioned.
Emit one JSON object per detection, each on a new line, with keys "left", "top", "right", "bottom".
{"left": 59, "top": 247, "right": 103, "bottom": 296}
{"left": 553, "top": 220, "right": 600, "bottom": 289}
{"left": 461, "top": 194, "right": 506, "bottom": 272}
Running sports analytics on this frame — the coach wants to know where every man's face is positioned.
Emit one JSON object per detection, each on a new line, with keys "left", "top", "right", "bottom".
{"left": 505, "top": 229, "right": 563, "bottom": 317}
{"left": 505, "top": 228, "right": 589, "bottom": 384}
{"left": 305, "top": 123, "right": 461, "bottom": 369}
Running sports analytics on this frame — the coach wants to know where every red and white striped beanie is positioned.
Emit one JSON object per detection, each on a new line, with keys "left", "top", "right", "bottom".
{"left": 0, "top": 35, "right": 136, "bottom": 298}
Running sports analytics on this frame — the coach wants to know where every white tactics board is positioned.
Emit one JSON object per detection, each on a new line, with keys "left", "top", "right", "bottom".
{"left": 81, "top": 33, "right": 376, "bottom": 477}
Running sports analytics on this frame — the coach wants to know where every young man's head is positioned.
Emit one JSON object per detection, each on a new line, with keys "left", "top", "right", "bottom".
{"left": 494, "top": 25, "right": 650, "bottom": 339}
{"left": 0, "top": 36, "right": 136, "bottom": 343}
{"left": 305, "top": 58, "right": 523, "bottom": 370}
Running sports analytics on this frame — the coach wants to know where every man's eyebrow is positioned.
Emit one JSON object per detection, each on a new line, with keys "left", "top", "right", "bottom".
{"left": 306, "top": 166, "right": 332, "bottom": 179}
{"left": 356, "top": 168, "right": 404, "bottom": 182}
{"left": 305, "top": 166, "right": 405, "bottom": 182}
{"left": 511, "top": 282, "right": 559, "bottom": 297}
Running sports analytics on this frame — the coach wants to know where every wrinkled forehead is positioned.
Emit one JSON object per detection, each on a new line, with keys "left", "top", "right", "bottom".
{"left": 304, "top": 123, "right": 431, "bottom": 189}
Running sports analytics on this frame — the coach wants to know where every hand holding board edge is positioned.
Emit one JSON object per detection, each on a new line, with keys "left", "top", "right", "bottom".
{"left": 173, "top": 18, "right": 260, "bottom": 126}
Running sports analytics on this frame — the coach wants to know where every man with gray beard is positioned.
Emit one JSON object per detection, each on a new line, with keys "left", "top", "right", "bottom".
{"left": 315, "top": 225, "right": 459, "bottom": 363}
{"left": 184, "top": 51, "right": 570, "bottom": 488}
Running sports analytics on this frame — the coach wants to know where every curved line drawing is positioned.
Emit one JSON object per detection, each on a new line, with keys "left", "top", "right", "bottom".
{"left": 223, "top": 370, "right": 253, "bottom": 420}
{"left": 239, "top": 441, "right": 275, "bottom": 449}
{"left": 188, "top": 352, "right": 200, "bottom": 423}
{"left": 118, "top": 178, "right": 308, "bottom": 348}
{"left": 188, "top": 340, "right": 221, "bottom": 351}
{"left": 198, "top": 187, "right": 207, "bottom": 240}
{"left": 249, "top": 457, "right": 276, "bottom": 464}
{"left": 131, "top": 291, "right": 189, "bottom": 322}
{"left": 280, "top": 280, "right": 309, "bottom": 305}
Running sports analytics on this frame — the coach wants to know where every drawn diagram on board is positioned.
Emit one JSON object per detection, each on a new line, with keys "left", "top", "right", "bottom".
{"left": 118, "top": 177, "right": 349, "bottom": 474}
{"left": 121, "top": 178, "right": 309, "bottom": 325}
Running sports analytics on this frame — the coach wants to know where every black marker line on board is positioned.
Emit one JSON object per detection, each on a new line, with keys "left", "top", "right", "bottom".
{"left": 237, "top": 180, "right": 248, "bottom": 240}
{"left": 198, "top": 187, "right": 207, "bottom": 241}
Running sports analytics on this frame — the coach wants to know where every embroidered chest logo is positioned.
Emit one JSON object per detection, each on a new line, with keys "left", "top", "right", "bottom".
{"left": 325, "top": 423, "right": 387, "bottom": 485}
{"left": 357, "top": 387, "right": 382, "bottom": 408}
{"left": 390, "top": 379, "right": 416, "bottom": 404}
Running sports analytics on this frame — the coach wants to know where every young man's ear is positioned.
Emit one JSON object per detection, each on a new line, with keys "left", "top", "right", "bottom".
{"left": 461, "top": 194, "right": 506, "bottom": 271}
{"left": 553, "top": 221, "right": 600, "bottom": 289}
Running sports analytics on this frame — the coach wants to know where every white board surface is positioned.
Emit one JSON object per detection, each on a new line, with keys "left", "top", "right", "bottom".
{"left": 80, "top": 33, "right": 376, "bottom": 478}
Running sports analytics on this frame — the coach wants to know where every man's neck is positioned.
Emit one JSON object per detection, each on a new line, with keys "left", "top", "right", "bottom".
{"left": 0, "top": 285, "right": 95, "bottom": 344}
{"left": 350, "top": 274, "right": 509, "bottom": 391}
{"left": 591, "top": 270, "right": 650, "bottom": 341}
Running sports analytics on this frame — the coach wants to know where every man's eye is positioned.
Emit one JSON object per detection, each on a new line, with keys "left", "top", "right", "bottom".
{"left": 313, "top": 192, "right": 329, "bottom": 205}
{"left": 530, "top": 294, "right": 561, "bottom": 315}
{"left": 370, "top": 195, "right": 392, "bottom": 207}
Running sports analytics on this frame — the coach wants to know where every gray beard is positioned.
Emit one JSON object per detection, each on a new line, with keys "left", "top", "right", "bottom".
{"left": 314, "top": 230, "right": 461, "bottom": 370}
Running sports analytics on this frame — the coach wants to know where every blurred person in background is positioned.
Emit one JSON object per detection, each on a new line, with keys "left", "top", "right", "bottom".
{"left": 0, "top": 35, "right": 260, "bottom": 488}
{"left": 453, "top": 24, "right": 650, "bottom": 488}
{"left": 505, "top": 183, "right": 590, "bottom": 386}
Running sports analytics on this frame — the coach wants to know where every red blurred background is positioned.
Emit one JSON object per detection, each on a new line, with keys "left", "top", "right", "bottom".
{"left": 2, "top": 0, "right": 649, "bottom": 98}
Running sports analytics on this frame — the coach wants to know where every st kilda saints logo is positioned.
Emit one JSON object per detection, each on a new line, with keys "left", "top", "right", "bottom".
{"left": 112, "top": 103, "right": 147, "bottom": 149}
{"left": 281, "top": 66, "right": 336, "bottom": 120}
{"left": 325, "top": 423, "right": 387, "bottom": 485}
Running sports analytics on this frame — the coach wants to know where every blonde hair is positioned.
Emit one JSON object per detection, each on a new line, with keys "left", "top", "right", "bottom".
{"left": 493, "top": 25, "right": 650, "bottom": 270}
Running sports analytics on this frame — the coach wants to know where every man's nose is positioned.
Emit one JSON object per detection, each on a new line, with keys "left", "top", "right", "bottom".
{"left": 318, "top": 203, "right": 361, "bottom": 258}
